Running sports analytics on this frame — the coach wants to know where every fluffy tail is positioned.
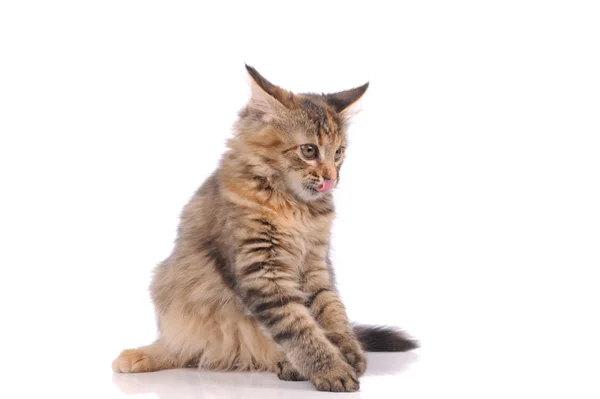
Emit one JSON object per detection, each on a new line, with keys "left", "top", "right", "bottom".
{"left": 353, "top": 325, "right": 419, "bottom": 352}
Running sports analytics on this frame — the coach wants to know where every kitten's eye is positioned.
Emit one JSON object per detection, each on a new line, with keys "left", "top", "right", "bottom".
{"left": 300, "top": 144, "right": 318, "bottom": 160}
{"left": 335, "top": 147, "right": 343, "bottom": 161}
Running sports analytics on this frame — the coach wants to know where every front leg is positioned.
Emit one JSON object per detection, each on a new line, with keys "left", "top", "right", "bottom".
{"left": 304, "top": 254, "right": 367, "bottom": 375}
{"left": 234, "top": 225, "right": 359, "bottom": 392}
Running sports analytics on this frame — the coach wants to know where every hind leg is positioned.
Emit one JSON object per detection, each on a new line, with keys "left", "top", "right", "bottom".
{"left": 112, "top": 341, "right": 184, "bottom": 373}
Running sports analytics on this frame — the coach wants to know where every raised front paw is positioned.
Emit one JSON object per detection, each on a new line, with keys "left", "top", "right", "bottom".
{"left": 310, "top": 358, "right": 360, "bottom": 392}
{"left": 277, "top": 359, "right": 308, "bottom": 381}
{"left": 328, "top": 333, "right": 367, "bottom": 375}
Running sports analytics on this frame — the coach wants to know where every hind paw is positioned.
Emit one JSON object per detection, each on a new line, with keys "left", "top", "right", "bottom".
{"left": 276, "top": 359, "right": 308, "bottom": 381}
{"left": 112, "top": 349, "right": 154, "bottom": 373}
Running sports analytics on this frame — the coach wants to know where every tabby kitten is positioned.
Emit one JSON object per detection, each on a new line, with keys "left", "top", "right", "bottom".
{"left": 112, "top": 65, "right": 418, "bottom": 392}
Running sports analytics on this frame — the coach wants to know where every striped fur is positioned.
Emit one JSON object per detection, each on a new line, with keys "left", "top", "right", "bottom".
{"left": 112, "top": 66, "right": 417, "bottom": 392}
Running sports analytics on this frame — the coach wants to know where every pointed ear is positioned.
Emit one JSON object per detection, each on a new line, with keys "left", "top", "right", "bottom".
{"left": 245, "top": 64, "right": 296, "bottom": 114}
{"left": 324, "top": 82, "right": 369, "bottom": 114}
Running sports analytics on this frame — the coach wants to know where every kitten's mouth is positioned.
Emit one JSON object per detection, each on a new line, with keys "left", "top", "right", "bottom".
{"left": 303, "top": 179, "right": 336, "bottom": 196}
{"left": 316, "top": 179, "right": 336, "bottom": 193}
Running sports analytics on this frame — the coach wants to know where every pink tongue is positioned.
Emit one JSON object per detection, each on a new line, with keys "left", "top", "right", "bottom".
{"left": 317, "top": 179, "right": 336, "bottom": 192}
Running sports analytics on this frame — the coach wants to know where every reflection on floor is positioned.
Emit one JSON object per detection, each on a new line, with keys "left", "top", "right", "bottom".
{"left": 113, "top": 352, "right": 420, "bottom": 399}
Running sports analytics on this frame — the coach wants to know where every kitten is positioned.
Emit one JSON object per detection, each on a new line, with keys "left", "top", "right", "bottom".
{"left": 112, "top": 65, "right": 418, "bottom": 392}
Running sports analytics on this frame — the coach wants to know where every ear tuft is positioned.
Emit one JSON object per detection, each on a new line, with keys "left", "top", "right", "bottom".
{"left": 245, "top": 64, "right": 295, "bottom": 110}
{"left": 324, "top": 82, "right": 369, "bottom": 113}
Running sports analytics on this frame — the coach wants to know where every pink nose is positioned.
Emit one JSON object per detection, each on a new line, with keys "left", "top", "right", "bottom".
{"left": 317, "top": 179, "right": 337, "bottom": 192}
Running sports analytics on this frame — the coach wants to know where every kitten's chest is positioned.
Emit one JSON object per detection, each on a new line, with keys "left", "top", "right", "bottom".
{"left": 282, "top": 209, "right": 332, "bottom": 261}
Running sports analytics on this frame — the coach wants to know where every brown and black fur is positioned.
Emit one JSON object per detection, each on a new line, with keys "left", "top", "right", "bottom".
{"left": 112, "top": 65, "right": 418, "bottom": 392}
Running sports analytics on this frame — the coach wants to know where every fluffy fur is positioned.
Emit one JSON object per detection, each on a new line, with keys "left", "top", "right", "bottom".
{"left": 112, "top": 65, "right": 418, "bottom": 392}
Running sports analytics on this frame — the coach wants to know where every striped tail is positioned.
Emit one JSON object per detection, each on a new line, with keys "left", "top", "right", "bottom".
{"left": 353, "top": 325, "right": 419, "bottom": 352}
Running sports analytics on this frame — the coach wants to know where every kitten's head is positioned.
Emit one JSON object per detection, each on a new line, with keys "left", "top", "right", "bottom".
{"left": 234, "top": 65, "right": 368, "bottom": 203}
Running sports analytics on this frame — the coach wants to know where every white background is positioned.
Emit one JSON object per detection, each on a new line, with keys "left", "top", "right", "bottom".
{"left": 1, "top": 1, "right": 599, "bottom": 398}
